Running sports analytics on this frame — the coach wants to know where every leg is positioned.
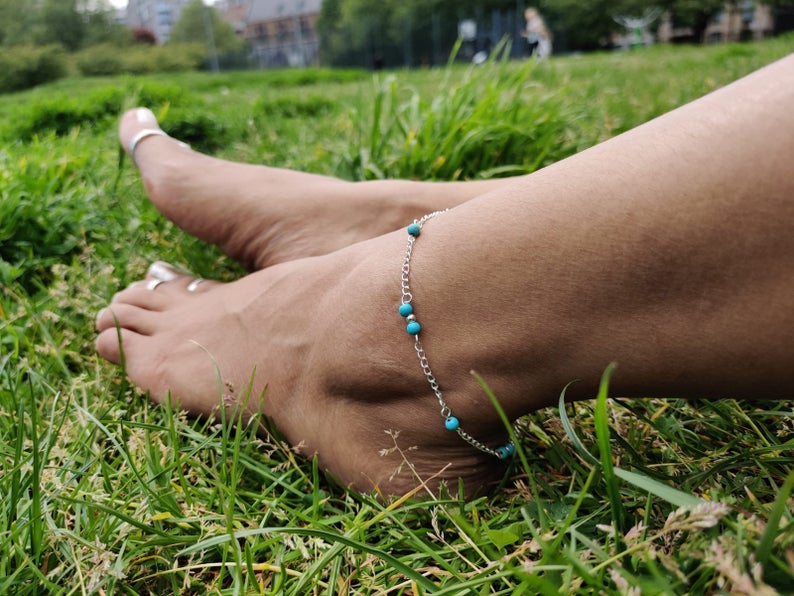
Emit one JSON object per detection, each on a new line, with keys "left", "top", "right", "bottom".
{"left": 122, "top": 109, "right": 512, "bottom": 269}
{"left": 98, "top": 55, "right": 793, "bottom": 496}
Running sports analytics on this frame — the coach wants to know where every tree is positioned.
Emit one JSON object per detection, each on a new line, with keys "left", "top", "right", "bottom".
{"left": 0, "top": 0, "right": 44, "bottom": 46}
{"left": 542, "top": 0, "right": 794, "bottom": 47}
{"left": 0, "top": 0, "right": 129, "bottom": 50}
{"left": 40, "top": 0, "right": 85, "bottom": 51}
{"left": 317, "top": 0, "right": 520, "bottom": 67}
{"left": 82, "top": 3, "right": 132, "bottom": 47}
{"left": 538, "top": 0, "right": 620, "bottom": 51}
{"left": 169, "top": 0, "right": 246, "bottom": 54}
{"left": 658, "top": 0, "right": 735, "bottom": 42}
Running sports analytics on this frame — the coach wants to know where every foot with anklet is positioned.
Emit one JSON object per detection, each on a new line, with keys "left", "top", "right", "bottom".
{"left": 103, "top": 109, "right": 529, "bottom": 495}
{"left": 99, "top": 59, "right": 794, "bottom": 497}
{"left": 95, "top": 236, "right": 522, "bottom": 496}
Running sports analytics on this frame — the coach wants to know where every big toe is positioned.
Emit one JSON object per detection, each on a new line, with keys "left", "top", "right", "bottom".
{"left": 120, "top": 107, "right": 191, "bottom": 169}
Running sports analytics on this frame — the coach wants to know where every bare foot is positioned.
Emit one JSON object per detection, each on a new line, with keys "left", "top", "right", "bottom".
{"left": 95, "top": 240, "right": 514, "bottom": 496}
{"left": 121, "top": 108, "right": 506, "bottom": 269}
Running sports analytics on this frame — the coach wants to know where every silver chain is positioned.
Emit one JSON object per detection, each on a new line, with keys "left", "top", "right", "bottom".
{"left": 399, "top": 210, "right": 517, "bottom": 459}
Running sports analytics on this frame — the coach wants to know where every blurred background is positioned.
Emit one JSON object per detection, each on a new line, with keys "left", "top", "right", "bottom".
{"left": 1, "top": 0, "right": 793, "bottom": 91}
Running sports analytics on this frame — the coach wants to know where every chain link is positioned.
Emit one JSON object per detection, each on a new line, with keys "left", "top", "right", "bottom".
{"left": 399, "top": 210, "right": 518, "bottom": 459}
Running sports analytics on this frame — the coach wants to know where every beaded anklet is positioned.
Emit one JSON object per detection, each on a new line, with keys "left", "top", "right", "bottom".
{"left": 399, "top": 210, "right": 516, "bottom": 460}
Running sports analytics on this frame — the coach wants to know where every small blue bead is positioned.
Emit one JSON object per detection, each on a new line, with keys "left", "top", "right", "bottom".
{"left": 505, "top": 443, "right": 516, "bottom": 456}
{"left": 496, "top": 446, "right": 509, "bottom": 459}
{"left": 406, "top": 321, "right": 421, "bottom": 335}
{"left": 444, "top": 416, "right": 460, "bottom": 431}
{"left": 407, "top": 222, "right": 421, "bottom": 236}
{"left": 398, "top": 303, "right": 413, "bottom": 317}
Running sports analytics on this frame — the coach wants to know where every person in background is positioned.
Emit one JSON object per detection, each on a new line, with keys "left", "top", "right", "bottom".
{"left": 522, "top": 7, "right": 552, "bottom": 59}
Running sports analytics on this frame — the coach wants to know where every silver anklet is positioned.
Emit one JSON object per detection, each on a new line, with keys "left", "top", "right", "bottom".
{"left": 399, "top": 210, "right": 516, "bottom": 459}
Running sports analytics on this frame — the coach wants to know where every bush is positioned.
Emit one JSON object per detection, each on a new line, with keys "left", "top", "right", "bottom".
{"left": 9, "top": 87, "right": 125, "bottom": 140}
{"left": 254, "top": 94, "right": 336, "bottom": 119}
{"left": 0, "top": 46, "right": 67, "bottom": 93}
{"left": 74, "top": 44, "right": 126, "bottom": 76}
{"left": 73, "top": 43, "right": 205, "bottom": 77}
{"left": 159, "top": 107, "right": 230, "bottom": 154}
{"left": 133, "top": 81, "right": 191, "bottom": 108}
{"left": 5, "top": 82, "right": 196, "bottom": 141}
{"left": 123, "top": 43, "right": 205, "bottom": 74}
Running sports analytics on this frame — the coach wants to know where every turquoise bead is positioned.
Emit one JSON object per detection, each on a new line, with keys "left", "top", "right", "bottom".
{"left": 407, "top": 222, "right": 421, "bottom": 236}
{"left": 496, "top": 446, "right": 509, "bottom": 459}
{"left": 445, "top": 416, "right": 460, "bottom": 431}
{"left": 406, "top": 321, "right": 421, "bottom": 335}
{"left": 398, "top": 303, "right": 413, "bottom": 317}
{"left": 505, "top": 443, "right": 516, "bottom": 456}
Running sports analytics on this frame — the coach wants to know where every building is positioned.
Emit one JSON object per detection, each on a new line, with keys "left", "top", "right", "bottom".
{"left": 125, "top": 0, "right": 192, "bottom": 44}
{"left": 218, "top": 0, "right": 322, "bottom": 68}
{"left": 214, "top": 0, "right": 250, "bottom": 36}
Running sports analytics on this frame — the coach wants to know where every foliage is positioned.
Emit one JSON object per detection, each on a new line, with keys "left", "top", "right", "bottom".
{"left": 318, "top": 0, "right": 520, "bottom": 68}
{"left": 536, "top": 0, "right": 730, "bottom": 49}
{"left": 40, "top": 0, "right": 86, "bottom": 51}
{"left": 339, "top": 46, "right": 575, "bottom": 181}
{"left": 0, "top": 45, "right": 67, "bottom": 94}
{"left": 254, "top": 94, "right": 336, "bottom": 119}
{"left": 0, "top": 144, "right": 98, "bottom": 290}
{"left": 168, "top": 0, "right": 248, "bottom": 58}
{"left": 0, "top": 82, "right": 196, "bottom": 144}
{"left": 73, "top": 43, "right": 205, "bottom": 77}
{"left": 539, "top": 0, "right": 620, "bottom": 51}
{"left": 0, "top": 38, "right": 792, "bottom": 594}
{"left": 73, "top": 44, "right": 126, "bottom": 77}
{"left": 0, "top": 0, "right": 127, "bottom": 51}
{"left": 157, "top": 107, "right": 232, "bottom": 155}
{"left": 132, "top": 27, "right": 157, "bottom": 45}
{"left": 5, "top": 89, "right": 123, "bottom": 141}
{"left": 541, "top": 0, "right": 794, "bottom": 47}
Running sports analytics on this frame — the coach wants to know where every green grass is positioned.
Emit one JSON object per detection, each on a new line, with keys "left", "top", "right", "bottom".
{"left": 1, "top": 38, "right": 793, "bottom": 594}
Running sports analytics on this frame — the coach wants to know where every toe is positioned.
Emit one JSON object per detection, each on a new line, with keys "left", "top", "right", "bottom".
{"left": 148, "top": 260, "right": 187, "bottom": 282}
{"left": 120, "top": 107, "right": 163, "bottom": 144}
{"left": 119, "top": 107, "right": 190, "bottom": 167}
{"left": 96, "top": 326, "right": 144, "bottom": 365}
{"left": 96, "top": 303, "right": 160, "bottom": 335}
{"left": 97, "top": 265, "right": 222, "bottom": 337}
{"left": 107, "top": 263, "right": 219, "bottom": 311}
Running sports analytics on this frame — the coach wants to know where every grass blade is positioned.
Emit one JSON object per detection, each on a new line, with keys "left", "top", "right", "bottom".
{"left": 756, "top": 469, "right": 794, "bottom": 567}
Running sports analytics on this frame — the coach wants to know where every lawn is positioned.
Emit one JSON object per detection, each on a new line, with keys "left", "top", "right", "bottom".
{"left": 1, "top": 38, "right": 792, "bottom": 594}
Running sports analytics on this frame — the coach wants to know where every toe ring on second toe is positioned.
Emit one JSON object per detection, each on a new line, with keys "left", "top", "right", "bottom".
{"left": 186, "top": 278, "right": 205, "bottom": 292}
{"left": 146, "top": 278, "right": 167, "bottom": 291}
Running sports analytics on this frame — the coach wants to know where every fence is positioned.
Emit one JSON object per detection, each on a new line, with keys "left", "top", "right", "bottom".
{"left": 218, "top": 8, "right": 533, "bottom": 71}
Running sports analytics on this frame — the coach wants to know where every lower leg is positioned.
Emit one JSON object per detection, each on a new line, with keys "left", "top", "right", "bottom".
{"left": 403, "top": 53, "right": 794, "bottom": 412}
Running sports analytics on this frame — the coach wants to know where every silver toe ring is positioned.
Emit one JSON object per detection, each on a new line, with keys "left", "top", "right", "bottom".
{"left": 128, "top": 128, "right": 168, "bottom": 166}
{"left": 146, "top": 278, "right": 166, "bottom": 291}
{"left": 186, "top": 278, "right": 205, "bottom": 292}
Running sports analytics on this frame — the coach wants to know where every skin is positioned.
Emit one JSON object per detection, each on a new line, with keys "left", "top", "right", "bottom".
{"left": 96, "top": 54, "right": 794, "bottom": 497}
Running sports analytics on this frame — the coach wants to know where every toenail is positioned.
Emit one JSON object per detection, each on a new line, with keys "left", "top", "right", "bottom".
{"left": 148, "top": 261, "right": 181, "bottom": 281}
{"left": 135, "top": 107, "right": 157, "bottom": 125}
{"left": 96, "top": 308, "right": 106, "bottom": 326}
